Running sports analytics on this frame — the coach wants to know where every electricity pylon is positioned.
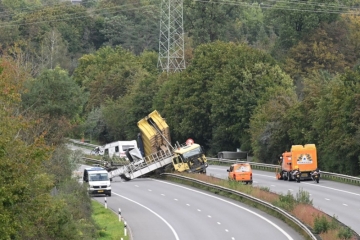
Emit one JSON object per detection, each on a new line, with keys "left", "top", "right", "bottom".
{"left": 158, "top": 0, "right": 186, "bottom": 73}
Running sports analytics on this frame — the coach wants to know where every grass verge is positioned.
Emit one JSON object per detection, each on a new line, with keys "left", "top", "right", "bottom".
{"left": 92, "top": 200, "right": 129, "bottom": 240}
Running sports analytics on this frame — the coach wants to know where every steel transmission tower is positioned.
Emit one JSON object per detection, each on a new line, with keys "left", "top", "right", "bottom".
{"left": 158, "top": 0, "right": 186, "bottom": 73}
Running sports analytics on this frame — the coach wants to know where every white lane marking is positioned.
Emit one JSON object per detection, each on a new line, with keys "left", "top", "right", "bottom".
{"left": 112, "top": 192, "right": 179, "bottom": 240}
{"left": 271, "top": 185, "right": 276, "bottom": 187}
{"left": 197, "top": 209, "right": 201, "bottom": 212}
{"left": 325, "top": 198, "right": 330, "bottom": 201}
{"left": 343, "top": 204, "right": 348, "bottom": 206}
{"left": 217, "top": 222, "right": 221, "bottom": 225}
{"left": 231, "top": 237, "right": 235, "bottom": 240}
{"left": 208, "top": 215, "right": 212, "bottom": 218}
{"left": 135, "top": 185, "right": 139, "bottom": 187}
{"left": 148, "top": 189, "right": 152, "bottom": 192}
{"left": 153, "top": 179, "right": 294, "bottom": 240}
{"left": 186, "top": 203, "right": 190, "bottom": 206}
{"left": 174, "top": 198, "right": 178, "bottom": 201}
{"left": 301, "top": 182, "right": 360, "bottom": 197}
{"left": 225, "top": 229, "right": 229, "bottom": 232}
{"left": 248, "top": 172, "right": 360, "bottom": 197}
{"left": 161, "top": 194, "right": 165, "bottom": 196}
{"left": 288, "top": 189, "right": 293, "bottom": 191}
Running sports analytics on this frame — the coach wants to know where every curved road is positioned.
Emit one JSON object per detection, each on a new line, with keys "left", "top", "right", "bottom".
{"left": 71, "top": 143, "right": 358, "bottom": 238}
{"left": 207, "top": 165, "right": 360, "bottom": 234}
{"left": 92, "top": 176, "right": 303, "bottom": 240}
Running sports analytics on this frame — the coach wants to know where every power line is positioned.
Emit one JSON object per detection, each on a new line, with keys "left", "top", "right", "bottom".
{"left": 192, "top": 0, "right": 360, "bottom": 14}
{"left": 0, "top": 0, "right": 97, "bottom": 18}
{"left": 0, "top": 4, "right": 158, "bottom": 28}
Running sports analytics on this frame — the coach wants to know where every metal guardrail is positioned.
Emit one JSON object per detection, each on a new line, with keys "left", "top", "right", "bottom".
{"left": 68, "top": 138, "right": 98, "bottom": 148}
{"left": 161, "top": 173, "right": 318, "bottom": 240}
{"left": 207, "top": 157, "right": 360, "bottom": 185}
{"left": 71, "top": 139, "right": 360, "bottom": 185}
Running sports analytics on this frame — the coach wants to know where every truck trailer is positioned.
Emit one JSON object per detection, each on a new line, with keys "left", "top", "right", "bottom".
{"left": 276, "top": 144, "right": 318, "bottom": 182}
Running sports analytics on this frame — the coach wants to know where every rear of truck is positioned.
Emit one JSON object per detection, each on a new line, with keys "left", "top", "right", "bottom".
{"left": 291, "top": 144, "right": 317, "bottom": 180}
{"left": 277, "top": 144, "right": 318, "bottom": 181}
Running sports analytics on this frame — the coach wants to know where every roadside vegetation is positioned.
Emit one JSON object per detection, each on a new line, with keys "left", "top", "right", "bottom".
{"left": 176, "top": 173, "right": 357, "bottom": 240}
{"left": 92, "top": 201, "right": 129, "bottom": 240}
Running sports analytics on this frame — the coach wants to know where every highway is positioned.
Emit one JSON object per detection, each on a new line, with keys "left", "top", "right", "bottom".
{"left": 207, "top": 165, "right": 360, "bottom": 235}
{"left": 88, "top": 174, "right": 304, "bottom": 240}
{"left": 71, "top": 143, "right": 359, "bottom": 238}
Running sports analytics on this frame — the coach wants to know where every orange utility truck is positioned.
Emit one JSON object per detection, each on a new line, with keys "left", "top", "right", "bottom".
{"left": 276, "top": 144, "right": 318, "bottom": 181}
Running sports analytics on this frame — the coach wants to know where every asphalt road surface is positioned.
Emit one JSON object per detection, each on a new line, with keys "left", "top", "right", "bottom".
{"left": 207, "top": 165, "right": 360, "bottom": 235}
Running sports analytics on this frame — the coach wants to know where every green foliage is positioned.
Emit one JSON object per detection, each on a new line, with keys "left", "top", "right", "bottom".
{"left": 337, "top": 227, "right": 353, "bottom": 239}
{"left": 154, "top": 41, "right": 294, "bottom": 153}
{"left": 22, "top": 67, "right": 86, "bottom": 119}
{"left": 260, "top": 186, "right": 270, "bottom": 192}
{"left": 274, "top": 191, "right": 296, "bottom": 211}
{"left": 314, "top": 215, "right": 331, "bottom": 234}
{"left": 0, "top": 57, "right": 97, "bottom": 240}
{"left": 73, "top": 46, "right": 147, "bottom": 111}
{"left": 295, "top": 188, "right": 312, "bottom": 205}
{"left": 265, "top": 0, "right": 340, "bottom": 58}
{"left": 184, "top": 0, "right": 241, "bottom": 46}
{"left": 100, "top": 3, "right": 160, "bottom": 55}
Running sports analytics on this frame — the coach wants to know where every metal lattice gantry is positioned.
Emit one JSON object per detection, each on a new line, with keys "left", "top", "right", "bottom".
{"left": 158, "top": 0, "right": 186, "bottom": 73}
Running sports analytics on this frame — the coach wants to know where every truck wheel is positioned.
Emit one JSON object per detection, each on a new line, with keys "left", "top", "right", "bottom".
{"left": 108, "top": 192, "right": 111, "bottom": 197}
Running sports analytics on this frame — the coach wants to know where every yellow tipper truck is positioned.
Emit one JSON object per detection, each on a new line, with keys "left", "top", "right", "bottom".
{"left": 137, "top": 110, "right": 208, "bottom": 173}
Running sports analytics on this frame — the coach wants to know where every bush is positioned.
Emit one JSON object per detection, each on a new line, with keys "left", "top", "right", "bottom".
{"left": 337, "top": 227, "right": 353, "bottom": 239}
{"left": 260, "top": 186, "right": 270, "bottom": 192}
{"left": 314, "top": 215, "right": 330, "bottom": 233}
{"left": 295, "top": 188, "right": 313, "bottom": 205}
{"left": 274, "top": 191, "right": 296, "bottom": 211}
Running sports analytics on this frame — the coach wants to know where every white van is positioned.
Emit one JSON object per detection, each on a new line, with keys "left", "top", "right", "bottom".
{"left": 83, "top": 167, "right": 111, "bottom": 196}
{"left": 99, "top": 140, "right": 138, "bottom": 159}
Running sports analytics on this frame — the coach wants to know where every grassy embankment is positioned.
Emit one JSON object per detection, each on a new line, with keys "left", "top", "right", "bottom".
{"left": 92, "top": 200, "right": 129, "bottom": 240}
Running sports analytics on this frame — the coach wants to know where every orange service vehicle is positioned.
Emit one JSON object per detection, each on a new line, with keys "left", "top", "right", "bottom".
{"left": 227, "top": 163, "right": 253, "bottom": 184}
{"left": 276, "top": 144, "right": 318, "bottom": 181}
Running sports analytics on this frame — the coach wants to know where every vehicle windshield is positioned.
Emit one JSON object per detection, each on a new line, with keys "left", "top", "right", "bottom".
{"left": 234, "top": 165, "right": 250, "bottom": 172}
{"left": 89, "top": 173, "right": 109, "bottom": 181}
{"left": 182, "top": 146, "right": 202, "bottom": 158}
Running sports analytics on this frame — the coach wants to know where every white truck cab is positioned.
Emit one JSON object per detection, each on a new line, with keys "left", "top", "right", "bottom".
{"left": 83, "top": 167, "right": 111, "bottom": 196}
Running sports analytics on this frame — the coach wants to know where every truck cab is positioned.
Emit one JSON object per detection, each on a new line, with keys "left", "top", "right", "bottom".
{"left": 83, "top": 167, "right": 111, "bottom": 196}
{"left": 172, "top": 143, "right": 208, "bottom": 173}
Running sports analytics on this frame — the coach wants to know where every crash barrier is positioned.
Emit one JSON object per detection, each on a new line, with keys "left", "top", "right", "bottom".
{"left": 161, "top": 173, "right": 318, "bottom": 240}
{"left": 70, "top": 139, "right": 360, "bottom": 185}
{"left": 207, "top": 157, "right": 360, "bottom": 185}
{"left": 68, "top": 138, "right": 98, "bottom": 148}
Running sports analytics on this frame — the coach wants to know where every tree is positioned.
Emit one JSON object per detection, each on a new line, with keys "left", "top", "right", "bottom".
{"left": 22, "top": 67, "right": 85, "bottom": 119}
{"left": 264, "top": 0, "right": 340, "bottom": 59}
{"left": 21, "top": 67, "right": 86, "bottom": 144}
{"left": 154, "top": 41, "right": 294, "bottom": 154}
{"left": 184, "top": 0, "right": 241, "bottom": 46}
{"left": 73, "top": 46, "right": 147, "bottom": 111}
{"left": 284, "top": 25, "right": 349, "bottom": 79}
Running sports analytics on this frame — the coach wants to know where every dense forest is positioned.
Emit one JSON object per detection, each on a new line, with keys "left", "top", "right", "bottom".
{"left": 1, "top": 0, "right": 360, "bottom": 237}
